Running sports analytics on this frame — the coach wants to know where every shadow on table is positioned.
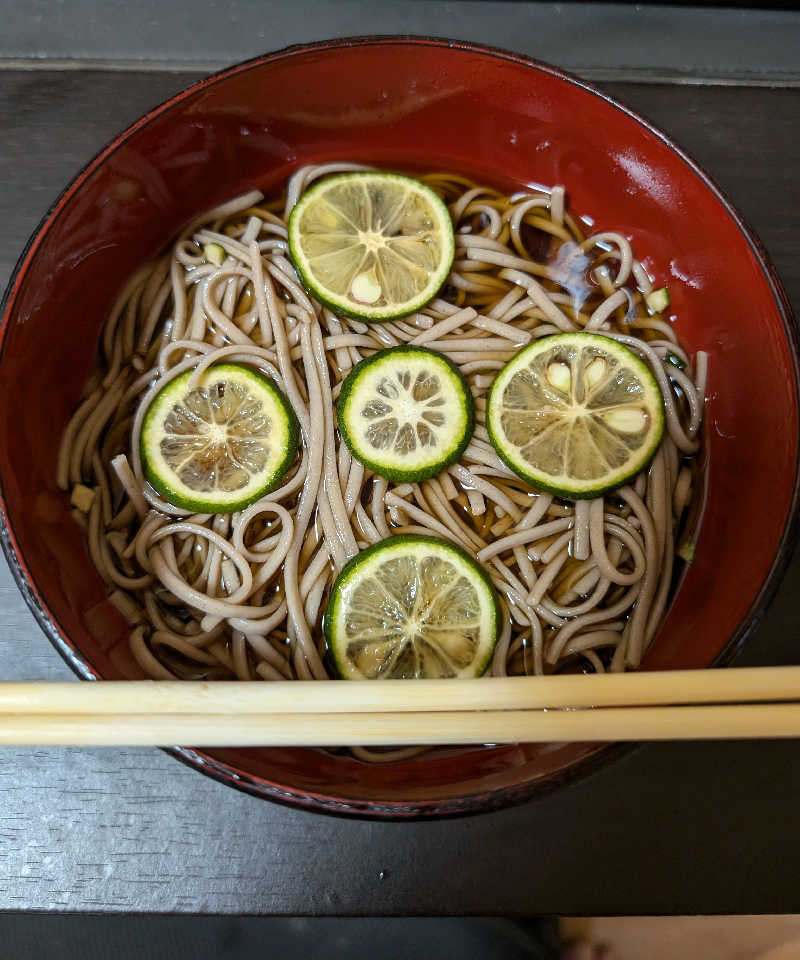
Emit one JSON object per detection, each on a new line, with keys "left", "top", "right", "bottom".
{"left": 0, "top": 915, "right": 562, "bottom": 959}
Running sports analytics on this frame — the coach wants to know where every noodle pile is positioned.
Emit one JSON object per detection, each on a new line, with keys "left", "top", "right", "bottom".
{"left": 59, "top": 162, "right": 706, "bottom": 694}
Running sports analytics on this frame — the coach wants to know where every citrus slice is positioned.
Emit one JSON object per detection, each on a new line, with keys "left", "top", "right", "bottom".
{"left": 486, "top": 333, "right": 664, "bottom": 499}
{"left": 324, "top": 535, "right": 499, "bottom": 680}
{"left": 288, "top": 171, "right": 455, "bottom": 321}
{"left": 337, "top": 345, "right": 474, "bottom": 482}
{"left": 141, "top": 363, "right": 299, "bottom": 513}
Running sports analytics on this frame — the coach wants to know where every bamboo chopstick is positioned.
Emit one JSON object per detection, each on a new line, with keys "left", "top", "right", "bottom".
{"left": 3, "top": 666, "right": 800, "bottom": 714}
{"left": 2, "top": 667, "right": 800, "bottom": 746}
{"left": 0, "top": 703, "right": 799, "bottom": 746}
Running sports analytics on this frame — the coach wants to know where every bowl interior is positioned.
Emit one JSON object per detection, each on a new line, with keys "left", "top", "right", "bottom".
{"left": 1, "top": 38, "right": 797, "bottom": 816}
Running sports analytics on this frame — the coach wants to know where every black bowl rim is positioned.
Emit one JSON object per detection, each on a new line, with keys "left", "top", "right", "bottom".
{"left": 1, "top": 34, "right": 798, "bottom": 820}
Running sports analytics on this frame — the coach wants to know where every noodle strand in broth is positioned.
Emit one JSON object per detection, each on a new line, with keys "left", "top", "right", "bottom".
{"left": 59, "top": 163, "right": 706, "bottom": 717}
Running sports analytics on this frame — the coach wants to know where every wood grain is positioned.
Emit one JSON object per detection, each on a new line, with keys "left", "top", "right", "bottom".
{"left": 1, "top": 3, "right": 799, "bottom": 85}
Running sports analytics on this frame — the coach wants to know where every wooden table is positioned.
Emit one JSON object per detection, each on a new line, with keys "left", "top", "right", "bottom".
{"left": 1, "top": 1, "right": 800, "bottom": 916}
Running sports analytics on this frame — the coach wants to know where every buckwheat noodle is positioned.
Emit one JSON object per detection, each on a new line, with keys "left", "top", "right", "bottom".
{"left": 59, "top": 164, "right": 706, "bottom": 756}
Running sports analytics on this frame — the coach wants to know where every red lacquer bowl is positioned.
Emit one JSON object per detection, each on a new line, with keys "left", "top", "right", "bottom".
{"left": 1, "top": 38, "right": 797, "bottom": 818}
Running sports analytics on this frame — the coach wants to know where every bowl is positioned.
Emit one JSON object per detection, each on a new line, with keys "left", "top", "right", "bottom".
{"left": 1, "top": 37, "right": 798, "bottom": 818}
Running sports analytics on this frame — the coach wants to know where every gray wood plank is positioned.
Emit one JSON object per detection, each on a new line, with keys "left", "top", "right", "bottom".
{"left": 1, "top": 2, "right": 799, "bottom": 86}
{"left": 0, "top": 915, "right": 558, "bottom": 957}
{"left": 1, "top": 70, "right": 800, "bottom": 915}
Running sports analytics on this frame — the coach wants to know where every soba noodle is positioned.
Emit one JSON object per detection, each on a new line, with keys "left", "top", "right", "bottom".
{"left": 59, "top": 163, "right": 706, "bottom": 700}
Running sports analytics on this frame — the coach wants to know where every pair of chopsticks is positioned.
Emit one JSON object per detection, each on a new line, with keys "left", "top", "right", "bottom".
{"left": 3, "top": 666, "right": 800, "bottom": 746}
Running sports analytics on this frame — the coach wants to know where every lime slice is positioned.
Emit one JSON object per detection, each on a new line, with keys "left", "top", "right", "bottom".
{"left": 324, "top": 535, "right": 499, "bottom": 680}
{"left": 288, "top": 171, "right": 455, "bottom": 321}
{"left": 141, "top": 363, "right": 299, "bottom": 513}
{"left": 337, "top": 345, "right": 474, "bottom": 482}
{"left": 486, "top": 333, "right": 664, "bottom": 499}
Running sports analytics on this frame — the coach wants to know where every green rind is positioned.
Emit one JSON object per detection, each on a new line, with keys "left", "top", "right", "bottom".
{"left": 486, "top": 333, "right": 665, "bottom": 500}
{"left": 323, "top": 534, "right": 500, "bottom": 681}
{"left": 336, "top": 344, "right": 475, "bottom": 482}
{"left": 141, "top": 363, "right": 299, "bottom": 515}
{"left": 287, "top": 171, "right": 456, "bottom": 323}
